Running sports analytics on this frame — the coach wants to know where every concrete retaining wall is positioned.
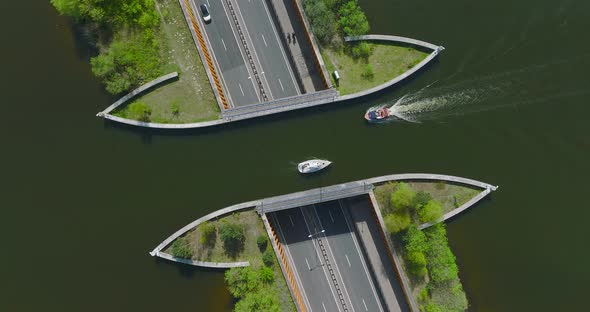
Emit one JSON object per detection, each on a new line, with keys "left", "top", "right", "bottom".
{"left": 418, "top": 187, "right": 492, "bottom": 230}
{"left": 96, "top": 72, "right": 178, "bottom": 117}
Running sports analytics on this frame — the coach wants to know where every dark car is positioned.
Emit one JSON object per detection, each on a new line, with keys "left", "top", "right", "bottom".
{"left": 200, "top": 4, "right": 211, "bottom": 23}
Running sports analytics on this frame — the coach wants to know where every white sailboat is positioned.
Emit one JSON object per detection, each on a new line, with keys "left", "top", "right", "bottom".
{"left": 297, "top": 159, "right": 331, "bottom": 174}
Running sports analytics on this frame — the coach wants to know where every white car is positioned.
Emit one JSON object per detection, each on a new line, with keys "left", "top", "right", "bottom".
{"left": 200, "top": 4, "right": 211, "bottom": 23}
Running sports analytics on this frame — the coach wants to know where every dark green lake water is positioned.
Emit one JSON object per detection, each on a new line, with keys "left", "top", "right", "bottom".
{"left": 2, "top": 0, "right": 589, "bottom": 311}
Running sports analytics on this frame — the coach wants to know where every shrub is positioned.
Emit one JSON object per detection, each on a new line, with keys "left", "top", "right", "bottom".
{"left": 424, "top": 224, "right": 459, "bottom": 284}
{"left": 199, "top": 221, "right": 216, "bottom": 247}
{"left": 423, "top": 302, "right": 445, "bottom": 312}
{"left": 170, "top": 238, "right": 192, "bottom": 259}
{"left": 219, "top": 222, "right": 245, "bottom": 256}
{"left": 262, "top": 248, "right": 275, "bottom": 267}
{"left": 374, "top": 182, "right": 397, "bottom": 214}
{"left": 126, "top": 102, "right": 152, "bottom": 122}
{"left": 384, "top": 212, "right": 411, "bottom": 233}
{"left": 225, "top": 267, "right": 261, "bottom": 299}
{"left": 257, "top": 235, "right": 268, "bottom": 251}
{"left": 418, "top": 287, "right": 429, "bottom": 303}
{"left": 234, "top": 289, "right": 280, "bottom": 312}
{"left": 171, "top": 101, "right": 180, "bottom": 115}
{"left": 407, "top": 250, "right": 428, "bottom": 278}
{"left": 259, "top": 266, "right": 275, "bottom": 283}
{"left": 418, "top": 200, "right": 443, "bottom": 223}
{"left": 391, "top": 182, "right": 417, "bottom": 212}
{"left": 403, "top": 225, "right": 428, "bottom": 254}
{"left": 361, "top": 64, "right": 374, "bottom": 80}
{"left": 413, "top": 191, "right": 432, "bottom": 209}
{"left": 351, "top": 42, "right": 372, "bottom": 59}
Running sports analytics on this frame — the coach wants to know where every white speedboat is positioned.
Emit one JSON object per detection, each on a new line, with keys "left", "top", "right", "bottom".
{"left": 297, "top": 159, "right": 331, "bottom": 174}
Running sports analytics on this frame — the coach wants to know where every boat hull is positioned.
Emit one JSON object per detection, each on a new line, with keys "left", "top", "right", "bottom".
{"left": 298, "top": 159, "right": 331, "bottom": 173}
{"left": 364, "top": 106, "right": 391, "bottom": 122}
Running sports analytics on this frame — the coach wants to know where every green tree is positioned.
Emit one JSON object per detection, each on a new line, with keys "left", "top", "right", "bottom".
{"left": 424, "top": 224, "right": 459, "bottom": 284}
{"left": 234, "top": 289, "right": 281, "bottom": 312}
{"left": 384, "top": 212, "right": 411, "bottom": 233}
{"left": 423, "top": 302, "right": 445, "bottom": 312}
{"left": 418, "top": 200, "right": 443, "bottom": 223}
{"left": 406, "top": 250, "right": 428, "bottom": 278}
{"left": 259, "top": 266, "right": 274, "bottom": 283}
{"left": 257, "top": 234, "right": 268, "bottom": 251}
{"left": 303, "top": 0, "right": 337, "bottom": 44}
{"left": 391, "top": 182, "right": 417, "bottom": 212}
{"left": 199, "top": 222, "right": 216, "bottom": 247}
{"left": 403, "top": 225, "right": 428, "bottom": 254}
{"left": 219, "top": 222, "right": 245, "bottom": 256}
{"left": 338, "top": 1, "right": 370, "bottom": 37}
{"left": 225, "top": 267, "right": 261, "bottom": 299}
{"left": 170, "top": 238, "right": 192, "bottom": 259}
{"left": 413, "top": 191, "right": 432, "bottom": 209}
{"left": 262, "top": 248, "right": 275, "bottom": 267}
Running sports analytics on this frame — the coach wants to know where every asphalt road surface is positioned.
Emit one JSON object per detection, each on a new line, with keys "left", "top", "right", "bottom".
{"left": 271, "top": 201, "right": 384, "bottom": 312}
{"left": 234, "top": 0, "right": 299, "bottom": 99}
{"left": 272, "top": 208, "right": 341, "bottom": 312}
{"left": 194, "top": 0, "right": 260, "bottom": 106}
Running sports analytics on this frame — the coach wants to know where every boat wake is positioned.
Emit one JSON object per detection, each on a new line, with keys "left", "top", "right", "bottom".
{"left": 376, "top": 55, "right": 590, "bottom": 123}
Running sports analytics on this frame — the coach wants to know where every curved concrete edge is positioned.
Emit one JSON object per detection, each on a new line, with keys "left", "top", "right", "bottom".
{"left": 156, "top": 251, "right": 249, "bottom": 268}
{"left": 96, "top": 72, "right": 179, "bottom": 117}
{"left": 345, "top": 34, "right": 441, "bottom": 51}
{"left": 149, "top": 200, "right": 259, "bottom": 267}
{"left": 338, "top": 35, "right": 444, "bottom": 102}
{"left": 101, "top": 113, "right": 227, "bottom": 129}
{"left": 418, "top": 187, "right": 491, "bottom": 230}
{"left": 365, "top": 173, "right": 498, "bottom": 191}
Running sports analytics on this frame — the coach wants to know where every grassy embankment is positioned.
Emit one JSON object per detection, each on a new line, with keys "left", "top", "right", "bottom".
{"left": 321, "top": 44, "right": 428, "bottom": 95}
{"left": 113, "top": 0, "right": 218, "bottom": 123}
{"left": 165, "top": 210, "right": 296, "bottom": 312}
{"left": 301, "top": 0, "right": 428, "bottom": 95}
{"left": 374, "top": 181, "right": 480, "bottom": 312}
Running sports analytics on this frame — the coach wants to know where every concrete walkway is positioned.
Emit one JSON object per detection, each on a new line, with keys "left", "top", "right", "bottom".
{"left": 267, "top": 0, "right": 325, "bottom": 92}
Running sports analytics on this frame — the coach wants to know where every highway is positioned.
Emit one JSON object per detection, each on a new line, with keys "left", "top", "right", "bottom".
{"left": 193, "top": 0, "right": 260, "bottom": 106}
{"left": 270, "top": 201, "right": 384, "bottom": 312}
{"left": 234, "top": 0, "right": 299, "bottom": 99}
{"left": 272, "top": 208, "right": 341, "bottom": 312}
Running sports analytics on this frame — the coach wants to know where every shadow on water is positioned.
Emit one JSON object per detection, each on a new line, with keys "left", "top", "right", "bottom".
{"left": 154, "top": 256, "right": 230, "bottom": 278}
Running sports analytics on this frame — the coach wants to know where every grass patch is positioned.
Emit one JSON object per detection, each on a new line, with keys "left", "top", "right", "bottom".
{"left": 404, "top": 181, "right": 481, "bottom": 215}
{"left": 321, "top": 42, "right": 428, "bottom": 95}
{"left": 113, "top": 0, "right": 219, "bottom": 123}
{"left": 165, "top": 209, "right": 295, "bottom": 312}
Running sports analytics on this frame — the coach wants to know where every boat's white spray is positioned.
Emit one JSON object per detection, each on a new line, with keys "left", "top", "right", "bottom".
{"left": 374, "top": 54, "right": 590, "bottom": 123}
